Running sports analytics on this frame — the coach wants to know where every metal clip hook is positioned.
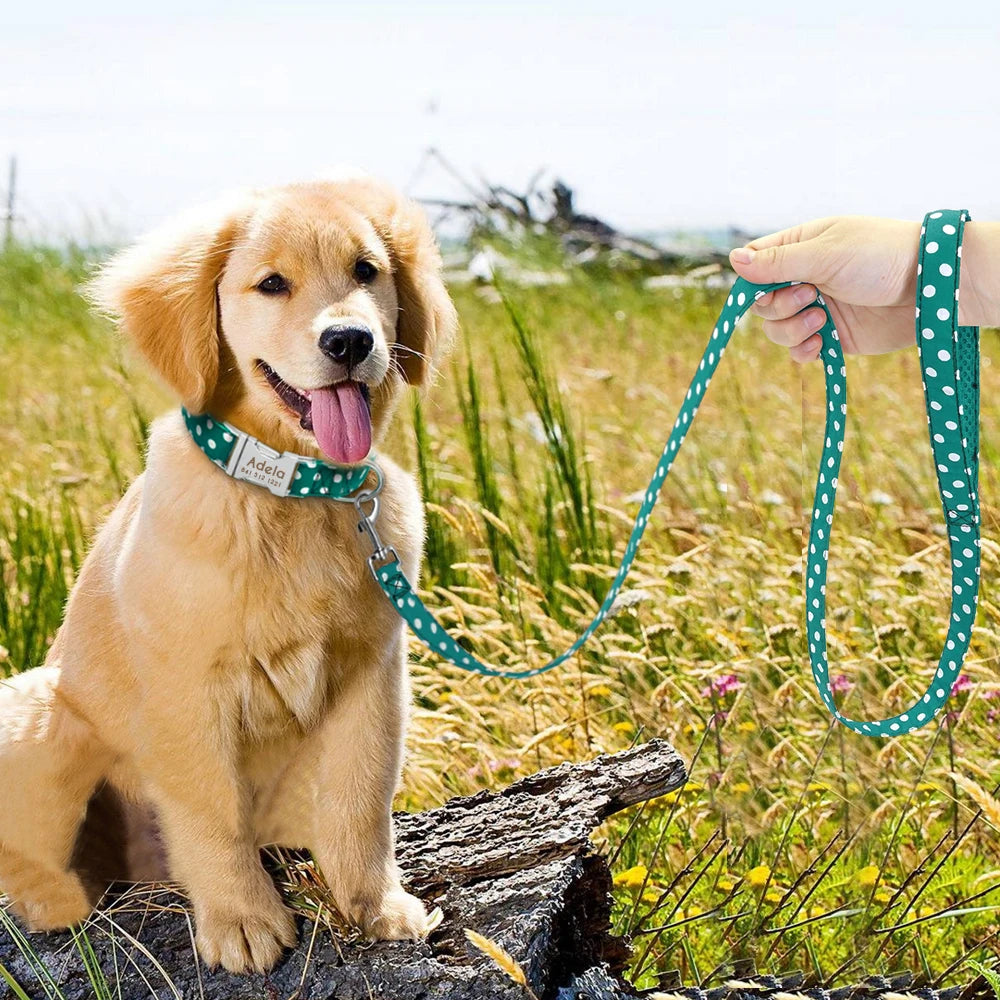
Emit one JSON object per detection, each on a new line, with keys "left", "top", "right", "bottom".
{"left": 353, "top": 466, "right": 398, "bottom": 578}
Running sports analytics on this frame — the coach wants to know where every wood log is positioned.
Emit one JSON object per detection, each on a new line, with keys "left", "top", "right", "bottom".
{"left": 0, "top": 739, "right": 686, "bottom": 999}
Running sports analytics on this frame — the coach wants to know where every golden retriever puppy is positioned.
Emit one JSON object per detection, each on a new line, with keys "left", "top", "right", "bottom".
{"left": 0, "top": 177, "right": 457, "bottom": 973}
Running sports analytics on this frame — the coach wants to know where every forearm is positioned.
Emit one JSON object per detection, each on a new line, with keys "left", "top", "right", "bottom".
{"left": 959, "top": 221, "right": 1000, "bottom": 327}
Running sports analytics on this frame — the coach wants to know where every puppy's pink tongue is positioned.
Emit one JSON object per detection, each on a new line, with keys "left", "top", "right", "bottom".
{"left": 309, "top": 381, "right": 372, "bottom": 464}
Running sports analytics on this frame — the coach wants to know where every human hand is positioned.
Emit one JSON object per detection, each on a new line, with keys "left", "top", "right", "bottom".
{"left": 728, "top": 216, "right": 923, "bottom": 363}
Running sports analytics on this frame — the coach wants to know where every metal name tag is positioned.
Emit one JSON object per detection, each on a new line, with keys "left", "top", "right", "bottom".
{"left": 229, "top": 437, "right": 298, "bottom": 497}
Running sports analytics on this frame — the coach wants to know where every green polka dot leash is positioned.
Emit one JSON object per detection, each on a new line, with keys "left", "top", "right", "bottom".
{"left": 181, "top": 210, "right": 980, "bottom": 738}
{"left": 801, "top": 209, "right": 980, "bottom": 735}
{"left": 355, "top": 209, "right": 980, "bottom": 738}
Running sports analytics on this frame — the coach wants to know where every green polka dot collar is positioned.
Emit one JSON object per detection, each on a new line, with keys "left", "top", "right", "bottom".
{"left": 181, "top": 407, "right": 373, "bottom": 498}
{"left": 359, "top": 209, "right": 981, "bottom": 739}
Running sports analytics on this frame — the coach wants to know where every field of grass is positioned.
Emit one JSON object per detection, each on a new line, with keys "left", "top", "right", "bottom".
{"left": 1, "top": 238, "right": 1000, "bottom": 993}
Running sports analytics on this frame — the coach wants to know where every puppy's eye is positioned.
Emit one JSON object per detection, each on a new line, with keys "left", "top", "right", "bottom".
{"left": 353, "top": 259, "right": 378, "bottom": 285}
{"left": 257, "top": 273, "right": 289, "bottom": 295}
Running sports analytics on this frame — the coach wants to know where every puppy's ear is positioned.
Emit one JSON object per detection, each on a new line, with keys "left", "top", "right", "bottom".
{"left": 380, "top": 195, "right": 458, "bottom": 387}
{"left": 86, "top": 194, "right": 255, "bottom": 412}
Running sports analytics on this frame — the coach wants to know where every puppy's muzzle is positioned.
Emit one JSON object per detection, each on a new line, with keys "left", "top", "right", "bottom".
{"left": 319, "top": 325, "right": 374, "bottom": 373}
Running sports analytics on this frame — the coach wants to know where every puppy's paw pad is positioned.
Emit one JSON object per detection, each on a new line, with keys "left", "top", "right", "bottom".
{"left": 361, "top": 889, "right": 430, "bottom": 941}
{"left": 197, "top": 903, "right": 297, "bottom": 974}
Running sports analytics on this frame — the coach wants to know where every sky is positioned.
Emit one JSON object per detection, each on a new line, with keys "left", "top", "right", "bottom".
{"left": 2, "top": 0, "right": 999, "bottom": 243}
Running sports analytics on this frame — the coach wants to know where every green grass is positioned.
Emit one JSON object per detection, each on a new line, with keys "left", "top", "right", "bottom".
{"left": 2, "top": 237, "right": 1000, "bottom": 990}
{"left": 0, "top": 904, "right": 122, "bottom": 1000}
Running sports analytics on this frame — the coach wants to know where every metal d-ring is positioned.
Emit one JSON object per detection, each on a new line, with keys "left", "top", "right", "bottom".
{"left": 352, "top": 462, "right": 384, "bottom": 504}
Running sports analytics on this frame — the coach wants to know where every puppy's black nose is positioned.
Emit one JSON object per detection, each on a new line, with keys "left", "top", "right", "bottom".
{"left": 318, "top": 326, "right": 374, "bottom": 370}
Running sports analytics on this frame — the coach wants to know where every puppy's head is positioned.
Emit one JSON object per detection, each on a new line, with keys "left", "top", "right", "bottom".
{"left": 88, "top": 177, "right": 457, "bottom": 465}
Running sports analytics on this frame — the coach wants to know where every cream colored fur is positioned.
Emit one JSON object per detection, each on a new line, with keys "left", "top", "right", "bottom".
{"left": 0, "top": 177, "right": 457, "bottom": 974}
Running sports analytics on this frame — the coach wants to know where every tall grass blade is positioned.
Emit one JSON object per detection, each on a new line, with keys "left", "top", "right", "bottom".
{"left": 411, "top": 395, "right": 462, "bottom": 588}
{"left": 455, "top": 354, "right": 517, "bottom": 579}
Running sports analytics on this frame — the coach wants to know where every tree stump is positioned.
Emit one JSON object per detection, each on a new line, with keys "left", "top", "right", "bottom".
{"left": 0, "top": 739, "right": 687, "bottom": 999}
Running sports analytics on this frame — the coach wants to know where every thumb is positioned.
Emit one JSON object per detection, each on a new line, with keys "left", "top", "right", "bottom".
{"left": 728, "top": 238, "right": 815, "bottom": 285}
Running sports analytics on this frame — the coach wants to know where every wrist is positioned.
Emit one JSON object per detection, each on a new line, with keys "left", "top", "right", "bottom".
{"left": 959, "top": 221, "right": 1000, "bottom": 327}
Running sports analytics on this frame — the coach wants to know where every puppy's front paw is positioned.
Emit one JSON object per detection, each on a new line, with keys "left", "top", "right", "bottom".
{"left": 15, "top": 873, "right": 92, "bottom": 932}
{"left": 195, "top": 894, "right": 297, "bottom": 974}
{"left": 356, "top": 888, "right": 430, "bottom": 941}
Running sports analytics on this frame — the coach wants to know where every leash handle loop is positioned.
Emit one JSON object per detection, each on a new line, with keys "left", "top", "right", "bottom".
{"left": 369, "top": 212, "right": 980, "bottom": 736}
{"left": 803, "top": 209, "right": 980, "bottom": 735}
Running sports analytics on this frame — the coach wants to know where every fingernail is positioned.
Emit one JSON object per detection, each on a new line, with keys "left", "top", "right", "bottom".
{"left": 730, "top": 247, "right": 755, "bottom": 265}
{"left": 793, "top": 285, "right": 815, "bottom": 307}
{"left": 805, "top": 309, "right": 825, "bottom": 331}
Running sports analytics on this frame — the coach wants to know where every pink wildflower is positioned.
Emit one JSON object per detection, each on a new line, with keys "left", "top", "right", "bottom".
{"left": 830, "top": 674, "right": 854, "bottom": 695}
{"left": 952, "top": 675, "right": 973, "bottom": 697}
{"left": 701, "top": 673, "right": 741, "bottom": 699}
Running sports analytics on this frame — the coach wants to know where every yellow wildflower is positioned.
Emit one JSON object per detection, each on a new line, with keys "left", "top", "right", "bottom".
{"left": 731, "top": 781, "right": 752, "bottom": 794}
{"left": 591, "top": 685, "right": 612, "bottom": 698}
{"left": 613, "top": 865, "right": 648, "bottom": 891}
{"left": 613, "top": 721, "right": 634, "bottom": 733}
{"left": 738, "top": 721, "right": 758, "bottom": 732}
{"left": 855, "top": 865, "right": 880, "bottom": 887}
{"left": 745, "top": 865, "right": 771, "bottom": 888}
